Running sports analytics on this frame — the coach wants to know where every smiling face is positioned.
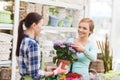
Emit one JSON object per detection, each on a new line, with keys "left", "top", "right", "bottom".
{"left": 78, "top": 18, "right": 94, "bottom": 38}
{"left": 78, "top": 22, "right": 91, "bottom": 38}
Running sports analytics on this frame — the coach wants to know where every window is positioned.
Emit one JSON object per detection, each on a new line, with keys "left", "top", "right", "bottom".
{"left": 88, "top": 0, "right": 112, "bottom": 41}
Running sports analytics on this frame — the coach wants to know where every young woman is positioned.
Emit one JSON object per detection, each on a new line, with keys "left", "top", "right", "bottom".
{"left": 16, "top": 12, "right": 67, "bottom": 80}
{"left": 69, "top": 18, "right": 98, "bottom": 78}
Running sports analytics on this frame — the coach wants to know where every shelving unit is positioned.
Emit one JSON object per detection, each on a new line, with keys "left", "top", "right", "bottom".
{"left": 19, "top": 0, "right": 83, "bottom": 33}
{"left": 0, "top": 1, "right": 14, "bottom": 80}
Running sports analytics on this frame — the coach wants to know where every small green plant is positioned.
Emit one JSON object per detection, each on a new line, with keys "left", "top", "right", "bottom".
{"left": 97, "top": 34, "right": 113, "bottom": 73}
{"left": 49, "top": 7, "right": 59, "bottom": 16}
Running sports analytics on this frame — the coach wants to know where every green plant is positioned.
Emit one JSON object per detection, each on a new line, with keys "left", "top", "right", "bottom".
{"left": 53, "top": 41, "right": 78, "bottom": 64}
{"left": 49, "top": 8, "right": 59, "bottom": 16}
{"left": 97, "top": 34, "right": 113, "bottom": 73}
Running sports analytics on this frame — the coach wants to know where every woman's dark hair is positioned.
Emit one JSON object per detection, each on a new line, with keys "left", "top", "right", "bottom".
{"left": 16, "top": 12, "right": 43, "bottom": 56}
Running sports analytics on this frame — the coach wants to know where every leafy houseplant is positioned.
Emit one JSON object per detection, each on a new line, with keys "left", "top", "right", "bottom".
{"left": 53, "top": 41, "right": 78, "bottom": 68}
{"left": 97, "top": 34, "right": 113, "bottom": 73}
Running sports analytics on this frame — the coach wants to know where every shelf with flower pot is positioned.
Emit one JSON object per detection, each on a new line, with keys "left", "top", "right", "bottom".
{"left": 19, "top": 0, "right": 85, "bottom": 32}
{"left": 0, "top": 1, "right": 14, "bottom": 80}
{"left": 0, "top": 4, "right": 14, "bottom": 30}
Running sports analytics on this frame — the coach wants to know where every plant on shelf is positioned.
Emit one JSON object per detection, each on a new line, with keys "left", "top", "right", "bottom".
{"left": 49, "top": 7, "right": 59, "bottom": 16}
{"left": 97, "top": 34, "right": 113, "bottom": 73}
{"left": 53, "top": 41, "right": 78, "bottom": 69}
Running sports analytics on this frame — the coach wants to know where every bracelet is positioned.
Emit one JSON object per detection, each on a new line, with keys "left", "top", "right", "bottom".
{"left": 53, "top": 69, "right": 58, "bottom": 75}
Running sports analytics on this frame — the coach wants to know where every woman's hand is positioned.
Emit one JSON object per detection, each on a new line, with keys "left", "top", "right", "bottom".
{"left": 71, "top": 43, "right": 85, "bottom": 52}
{"left": 53, "top": 62, "right": 68, "bottom": 75}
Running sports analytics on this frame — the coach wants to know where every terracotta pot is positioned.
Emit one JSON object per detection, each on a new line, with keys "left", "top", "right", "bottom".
{"left": 57, "top": 59, "right": 70, "bottom": 69}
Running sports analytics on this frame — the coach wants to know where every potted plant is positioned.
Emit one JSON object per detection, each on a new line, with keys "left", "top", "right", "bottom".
{"left": 53, "top": 41, "right": 78, "bottom": 69}
{"left": 97, "top": 34, "right": 113, "bottom": 73}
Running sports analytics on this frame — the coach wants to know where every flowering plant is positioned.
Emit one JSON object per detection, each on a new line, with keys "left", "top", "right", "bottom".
{"left": 67, "top": 73, "right": 83, "bottom": 78}
{"left": 58, "top": 73, "right": 83, "bottom": 80}
{"left": 66, "top": 73, "right": 83, "bottom": 80}
{"left": 53, "top": 41, "right": 78, "bottom": 63}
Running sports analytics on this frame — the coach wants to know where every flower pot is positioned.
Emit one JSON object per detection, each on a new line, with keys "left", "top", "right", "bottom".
{"left": 57, "top": 59, "right": 70, "bottom": 69}
{"left": 49, "top": 15, "right": 60, "bottom": 26}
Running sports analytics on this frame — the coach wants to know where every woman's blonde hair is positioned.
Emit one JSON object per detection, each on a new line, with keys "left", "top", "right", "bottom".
{"left": 79, "top": 18, "right": 94, "bottom": 34}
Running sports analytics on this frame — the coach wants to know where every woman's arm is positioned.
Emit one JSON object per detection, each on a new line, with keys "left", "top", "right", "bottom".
{"left": 45, "top": 62, "right": 67, "bottom": 77}
{"left": 83, "top": 44, "right": 97, "bottom": 61}
{"left": 71, "top": 42, "right": 98, "bottom": 61}
{"left": 28, "top": 42, "right": 68, "bottom": 79}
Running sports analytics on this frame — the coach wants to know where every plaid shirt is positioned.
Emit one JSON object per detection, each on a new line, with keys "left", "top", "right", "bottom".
{"left": 18, "top": 34, "right": 45, "bottom": 80}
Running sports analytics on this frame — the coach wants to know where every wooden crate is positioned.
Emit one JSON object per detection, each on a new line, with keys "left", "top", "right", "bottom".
{"left": 19, "top": 2, "right": 43, "bottom": 21}
{"left": 42, "top": 6, "right": 49, "bottom": 26}
{"left": 19, "top": 2, "right": 35, "bottom": 21}
{"left": 0, "top": 67, "right": 11, "bottom": 80}
{"left": 89, "top": 59, "right": 105, "bottom": 73}
{"left": 34, "top": 4, "right": 43, "bottom": 15}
